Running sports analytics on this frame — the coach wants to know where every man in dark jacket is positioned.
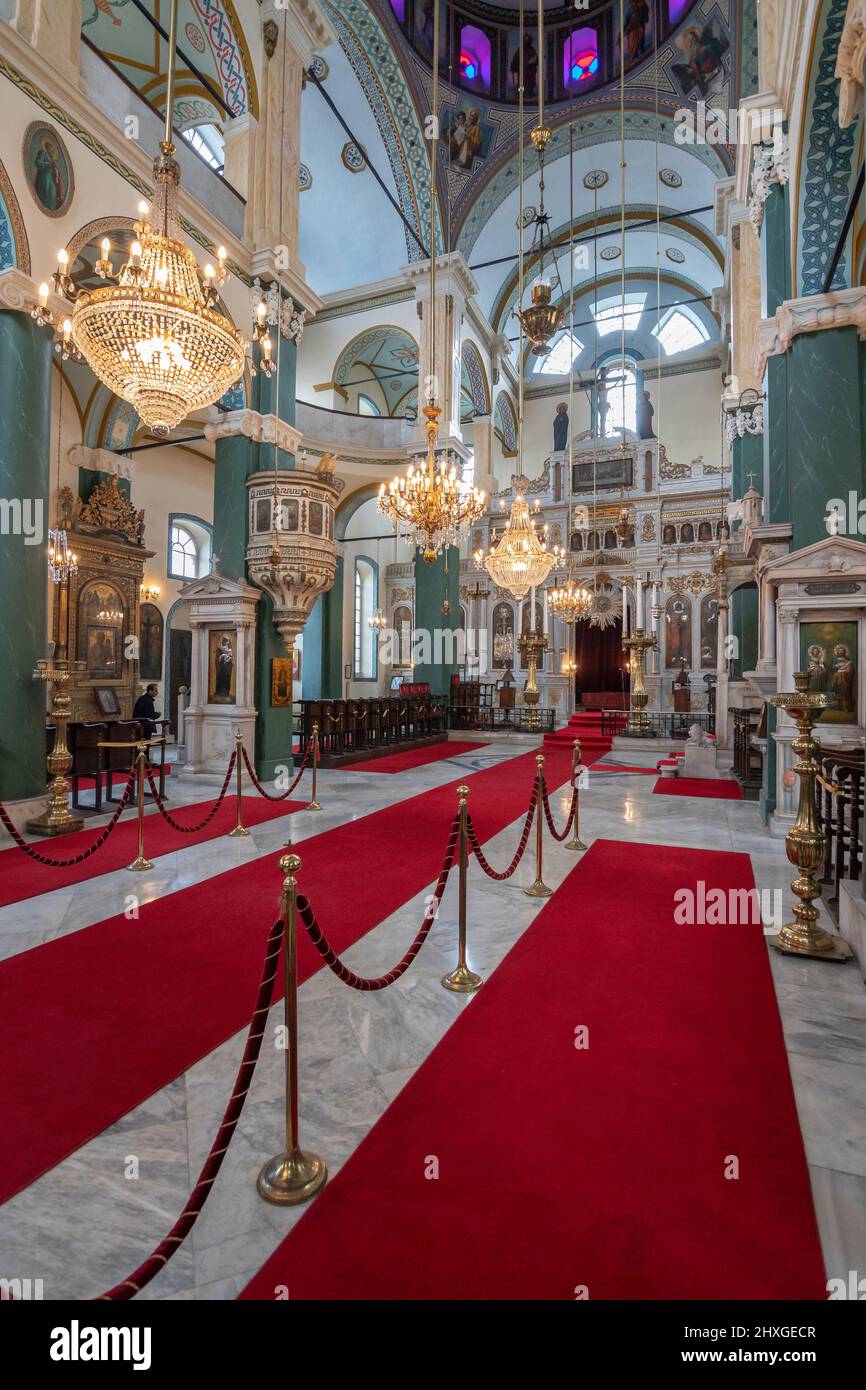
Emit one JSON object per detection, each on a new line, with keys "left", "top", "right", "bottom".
{"left": 133, "top": 684, "right": 160, "bottom": 739}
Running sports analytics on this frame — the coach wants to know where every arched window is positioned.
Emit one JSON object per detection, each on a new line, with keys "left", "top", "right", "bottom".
{"left": 169, "top": 524, "right": 198, "bottom": 580}
{"left": 358, "top": 393, "right": 381, "bottom": 417}
{"left": 605, "top": 360, "right": 638, "bottom": 436}
{"left": 353, "top": 557, "right": 378, "bottom": 680}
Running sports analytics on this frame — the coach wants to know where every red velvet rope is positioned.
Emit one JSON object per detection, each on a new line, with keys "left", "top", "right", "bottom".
{"left": 0, "top": 765, "right": 137, "bottom": 866}
{"left": 466, "top": 783, "right": 538, "bottom": 881}
{"left": 143, "top": 753, "right": 236, "bottom": 834}
{"left": 241, "top": 740, "right": 312, "bottom": 801}
{"left": 296, "top": 815, "right": 460, "bottom": 990}
{"left": 96, "top": 916, "right": 283, "bottom": 1300}
{"left": 540, "top": 778, "right": 578, "bottom": 843}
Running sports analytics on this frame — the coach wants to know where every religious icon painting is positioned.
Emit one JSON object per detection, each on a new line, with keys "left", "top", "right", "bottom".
{"left": 208, "top": 629, "right": 237, "bottom": 705}
{"left": 799, "top": 620, "right": 858, "bottom": 724}
{"left": 271, "top": 657, "right": 293, "bottom": 708}
{"left": 22, "top": 122, "right": 74, "bottom": 218}
{"left": 139, "top": 603, "right": 164, "bottom": 682}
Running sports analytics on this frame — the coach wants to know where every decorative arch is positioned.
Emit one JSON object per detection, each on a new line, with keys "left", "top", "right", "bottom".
{"left": 0, "top": 157, "right": 29, "bottom": 272}
{"left": 493, "top": 392, "right": 518, "bottom": 456}
{"left": 335, "top": 483, "right": 382, "bottom": 541}
{"left": 334, "top": 323, "right": 419, "bottom": 385}
{"left": 796, "top": 0, "right": 861, "bottom": 295}
{"left": 461, "top": 340, "right": 491, "bottom": 417}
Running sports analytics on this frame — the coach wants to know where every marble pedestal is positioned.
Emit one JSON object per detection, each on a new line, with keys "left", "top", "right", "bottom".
{"left": 683, "top": 744, "right": 720, "bottom": 778}
{"left": 176, "top": 569, "right": 260, "bottom": 783}
{"left": 838, "top": 880, "right": 866, "bottom": 981}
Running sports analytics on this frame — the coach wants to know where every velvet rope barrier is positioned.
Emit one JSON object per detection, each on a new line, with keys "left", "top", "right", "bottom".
{"left": 96, "top": 915, "right": 283, "bottom": 1300}
{"left": 296, "top": 814, "right": 460, "bottom": 991}
{"left": 540, "top": 777, "right": 579, "bottom": 843}
{"left": 241, "top": 740, "right": 312, "bottom": 802}
{"left": 0, "top": 766, "right": 137, "bottom": 866}
{"left": 465, "top": 782, "right": 538, "bottom": 881}
{"left": 143, "top": 752, "right": 236, "bottom": 834}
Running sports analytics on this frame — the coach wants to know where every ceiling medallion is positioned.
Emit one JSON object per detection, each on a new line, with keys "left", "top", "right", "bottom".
{"left": 299, "top": 163, "right": 313, "bottom": 192}
{"left": 600, "top": 246, "right": 621, "bottom": 261}
{"left": 584, "top": 169, "right": 608, "bottom": 190}
{"left": 341, "top": 141, "right": 367, "bottom": 173}
{"left": 665, "top": 247, "right": 685, "bottom": 263}
{"left": 659, "top": 167, "right": 683, "bottom": 188}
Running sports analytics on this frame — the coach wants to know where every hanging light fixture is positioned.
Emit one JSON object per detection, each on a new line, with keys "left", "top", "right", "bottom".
{"left": 516, "top": 0, "right": 565, "bottom": 353}
{"left": 482, "top": 492, "right": 555, "bottom": 601}
{"left": 378, "top": 0, "right": 486, "bottom": 561}
{"left": 42, "top": 0, "right": 246, "bottom": 436}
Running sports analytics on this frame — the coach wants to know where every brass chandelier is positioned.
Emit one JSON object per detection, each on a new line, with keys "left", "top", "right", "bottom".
{"left": 516, "top": 2, "right": 564, "bottom": 353}
{"left": 378, "top": 0, "right": 485, "bottom": 560}
{"left": 46, "top": 0, "right": 245, "bottom": 436}
{"left": 548, "top": 573, "right": 593, "bottom": 624}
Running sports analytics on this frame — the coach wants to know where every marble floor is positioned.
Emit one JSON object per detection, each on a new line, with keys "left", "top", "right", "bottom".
{"left": 0, "top": 737, "right": 864, "bottom": 1300}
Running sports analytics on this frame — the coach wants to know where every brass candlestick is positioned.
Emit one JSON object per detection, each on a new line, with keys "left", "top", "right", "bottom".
{"left": 621, "top": 628, "right": 658, "bottom": 737}
{"left": 770, "top": 673, "right": 852, "bottom": 961}
{"left": 518, "top": 629, "right": 548, "bottom": 731}
{"left": 26, "top": 658, "right": 84, "bottom": 837}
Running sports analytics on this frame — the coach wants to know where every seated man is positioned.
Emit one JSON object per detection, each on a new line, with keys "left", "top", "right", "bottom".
{"left": 132, "top": 683, "right": 161, "bottom": 739}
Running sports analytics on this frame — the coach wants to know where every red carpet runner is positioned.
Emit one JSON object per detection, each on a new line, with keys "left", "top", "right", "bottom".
{"left": 0, "top": 796, "right": 305, "bottom": 908}
{"left": 345, "top": 741, "right": 489, "bottom": 773}
{"left": 544, "top": 710, "right": 612, "bottom": 762}
{"left": 0, "top": 743, "right": 575, "bottom": 1203}
{"left": 242, "top": 839, "right": 825, "bottom": 1300}
{"left": 654, "top": 777, "right": 743, "bottom": 801}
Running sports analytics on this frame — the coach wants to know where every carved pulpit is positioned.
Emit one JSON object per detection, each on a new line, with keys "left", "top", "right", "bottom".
{"left": 55, "top": 478, "right": 155, "bottom": 722}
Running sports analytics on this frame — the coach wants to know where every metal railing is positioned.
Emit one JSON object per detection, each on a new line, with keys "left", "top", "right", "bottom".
{"left": 600, "top": 709, "right": 715, "bottom": 740}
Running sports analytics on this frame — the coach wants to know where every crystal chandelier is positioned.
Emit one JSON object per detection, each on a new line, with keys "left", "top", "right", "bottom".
{"left": 548, "top": 574, "right": 594, "bottom": 624}
{"left": 377, "top": 0, "right": 486, "bottom": 560}
{"left": 47, "top": 529, "right": 77, "bottom": 586}
{"left": 43, "top": 0, "right": 245, "bottom": 436}
{"left": 480, "top": 492, "right": 555, "bottom": 601}
{"left": 368, "top": 607, "right": 387, "bottom": 632}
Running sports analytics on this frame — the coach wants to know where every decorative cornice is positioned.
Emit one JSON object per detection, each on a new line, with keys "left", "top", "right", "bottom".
{"left": 67, "top": 443, "right": 135, "bottom": 482}
{"left": 753, "top": 287, "right": 866, "bottom": 378}
{"left": 401, "top": 252, "right": 479, "bottom": 308}
{"left": 835, "top": 0, "right": 866, "bottom": 128}
{"left": 0, "top": 266, "right": 52, "bottom": 314}
{"left": 724, "top": 402, "right": 764, "bottom": 445}
{"left": 262, "top": 0, "right": 337, "bottom": 69}
{"left": 204, "top": 409, "right": 302, "bottom": 456}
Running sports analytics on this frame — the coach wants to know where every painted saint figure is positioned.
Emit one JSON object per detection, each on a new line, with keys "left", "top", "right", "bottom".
{"left": 215, "top": 635, "right": 234, "bottom": 700}
{"left": 637, "top": 389, "right": 656, "bottom": 439}
{"left": 553, "top": 402, "right": 569, "bottom": 452}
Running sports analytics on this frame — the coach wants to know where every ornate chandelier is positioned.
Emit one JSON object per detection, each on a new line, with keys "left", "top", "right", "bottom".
{"left": 377, "top": 0, "right": 485, "bottom": 560}
{"left": 44, "top": 0, "right": 245, "bottom": 436}
{"left": 548, "top": 574, "right": 594, "bottom": 624}
{"left": 379, "top": 404, "right": 486, "bottom": 564}
{"left": 47, "top": 529, "right": 77, "bottom": 586}
{"left": 515, "top": 8, "right": 564, "bottom": 354}
{"left": 480, "top": 492, "right": 555, "bottom": 601}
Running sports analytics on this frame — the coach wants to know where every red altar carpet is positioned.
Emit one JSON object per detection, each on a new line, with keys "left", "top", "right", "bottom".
{"left": 0, "top": 743, "right": 576, "bottom": 1203}
{"left": 654, "top": 777, "right": 743, "bottom": 801}
{"left": 241, "top": 839, "right": 825, "bottom": 1301}
{"left": 345, "top": 741, "right": 489, "bottom": 773}
{"left": 0, "top": 795, "right": 305, "bottom": 909}
{"left": 543, "top": 710, "right": 612, "bottom": 762}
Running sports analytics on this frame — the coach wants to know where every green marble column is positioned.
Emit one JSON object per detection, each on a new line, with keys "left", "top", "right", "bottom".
{"left": 413, "top": 547, "right": 459, "bottom": 696}
{"left": 786, "top": 326, "right": 864, "bottom": 548}
{"left": 210, "top": 333, "right": 306, "bottom": 775}
{"left": 302, "top": 559, "right": 343, "bottom": 701}
{"left": 761, "top": 179, "right": 792, "bottom": 511}
{"left": 730, "top": 584, "right": 759, "bottom": 680}
{"left": 0, "top": 311, "right": 51, "bottom": 801}
{"left": 760, "top": 703, "right": 777, "bottom": 826}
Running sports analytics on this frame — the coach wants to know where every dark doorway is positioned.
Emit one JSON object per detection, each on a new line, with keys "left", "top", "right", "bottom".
{"left": 573, "top": 618, "right": 627, "bottom": 704}
{"left": 168, "top": 628, "right": 192, "bottom": 737}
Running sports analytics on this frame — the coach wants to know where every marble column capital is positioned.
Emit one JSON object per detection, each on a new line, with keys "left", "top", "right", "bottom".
{"left": 204, "top": 409, "right": 302, "bottom": 457}
{"left": 836, "top": 0, "right": 866, "bottom": 129}
{"left": 753, "top": 287, "right": 866, "bottom": 380}
{"left": 0, "top": 267, "right": 63, "bottom": 318}
{"left": 400, "top": 253, "right": 480, "bottom": 312}
{"left": 262, "top": 0, "right": 336, "bottom": 67}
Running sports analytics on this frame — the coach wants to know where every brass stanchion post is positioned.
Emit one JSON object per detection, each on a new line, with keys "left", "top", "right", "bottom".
{"left": 307, "top": 723, "right": 322, "bottom": 812}
{"left": 127, "top": 741, "right": 153, "bottom": 872}
{"left": 566, "top": 737, "right": 587, "bottom": 852}
{"left": 258, "top": 853, "right": 328, "bottom": 1204}
{"left": 228, "top": 731, "right": 249, "bottom": 837}
{"left": 442, "top": 784, "right": 482, "bottom": 993}
{"left": 525, "top": 752, "right": 553, "bottom": 898}
{"left": 25, "top": 659, "right": 84, "bottom": 836}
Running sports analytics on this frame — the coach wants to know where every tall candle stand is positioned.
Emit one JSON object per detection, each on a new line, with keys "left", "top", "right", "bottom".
{"left": 518, "top": 629, "right": 548, "bottom": 731}
{"left": 621, "top": 628, "right": 658, "bottom": 737}
{"left": 26, "top": 656, "right": 84, "bottom": 836}
{"left": 769, "top": 673, "right": 852, "bottom": 961}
